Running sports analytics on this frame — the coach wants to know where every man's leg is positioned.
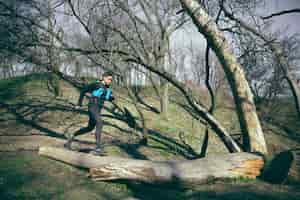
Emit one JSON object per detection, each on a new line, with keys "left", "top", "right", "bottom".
{"left": 89, "top": 107, "right": 106, "bottom": 155}
{"left": 95, "top": 113, "right": 103, "bottom": 150}
{"left": 64, "top": 104, "right": 97, "bottom": 149}
{"left": 86, "top": 104, "right": 104, "bottom": 151}
{"left": 87, "top": 107, "right": 106, "bottom": 156}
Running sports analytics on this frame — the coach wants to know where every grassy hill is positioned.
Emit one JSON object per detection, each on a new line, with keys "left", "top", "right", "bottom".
{"left": 0, "top": 73, "right": 299, "bottom": 199}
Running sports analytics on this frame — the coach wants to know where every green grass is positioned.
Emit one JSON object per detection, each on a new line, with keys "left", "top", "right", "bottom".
{"left": 0, "top": 152, "right": 131, "bottom": 200}
{"left": 0, "top": 73, "right": 299, "bottom": 156}
{"left": 0, "top": 73, "right": 300, "bottom": 199}
{"left": 1, "top": 73, "right": 299, "bottom": 154}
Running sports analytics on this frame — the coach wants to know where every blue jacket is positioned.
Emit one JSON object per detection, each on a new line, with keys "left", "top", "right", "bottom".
{"left": 77, "top": 81, "right": 114, "bottom": 107}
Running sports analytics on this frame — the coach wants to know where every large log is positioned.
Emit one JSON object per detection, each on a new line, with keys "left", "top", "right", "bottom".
{"left": 0, "top": 135, "right": 94, "bottom": 152}
{"left": 289, "top": 149, "right": 300, "bottom": 182}
{"left": 263, "top": 148, "right": 300, "bottom": 183}
{"left": 38, "top": 146, "right": 264, "bottom": 183}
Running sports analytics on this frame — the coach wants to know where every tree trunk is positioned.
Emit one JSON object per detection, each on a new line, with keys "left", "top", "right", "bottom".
{"left": 48, "top": 73, "right": 62, "bottom": 97}
{"left": 180, "top": 0, "right": 268, "bottom": 155}
{"left": 157, "top": 35, "right": 170, "bottom": 119}
{"left": 160, "top": 81, "right": 169, "bottom": 119}
{"left": 286, "top": 75, "right": 300, "bottom": 118}
{"left": 127, "top": 86, "right": 149, "bottom": 144}
{"left": 39, "top": 146, "right": 264, "bottom": 184}
{"left": 47, "top": 7, "right": 61, "bottom": 97}
{"left": 289, "top": 148, "right": 300, "bottom": 182}
{"left": 271, "top": 44, "right": 300, "bottom": 119}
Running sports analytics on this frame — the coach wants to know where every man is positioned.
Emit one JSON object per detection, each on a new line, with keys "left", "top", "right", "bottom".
{"left": 64, "top": 71, "right": 115, "bottom": 155}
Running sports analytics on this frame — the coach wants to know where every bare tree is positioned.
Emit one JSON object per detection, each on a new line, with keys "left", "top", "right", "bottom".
{"left": 0, "top": 0, "right": 43, "bottom": 76}
{"left": 180, "top": 0, "right": 268, "bottom": 154}
{"left": 0, "top": 0, "right": 244, "bottom": 153}
{"left": 219, "top": 0, "right": 300, "bottom": 119}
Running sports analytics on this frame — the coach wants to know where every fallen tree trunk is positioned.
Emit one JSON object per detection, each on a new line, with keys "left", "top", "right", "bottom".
{"left": 289, "top": 148, "right": 300, "bottom": 182}
{"left": 263, "top": 148, "right": 300, "bottom": 183}
{"left": 0, "top": 135, "right": 95, "bottom": 152}
{"left": 39, "top": 146, "right": 264, "bottom": 184}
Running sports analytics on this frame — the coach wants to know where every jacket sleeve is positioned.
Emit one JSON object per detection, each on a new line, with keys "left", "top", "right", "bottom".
{"left": 77, "top": 83, "right": 98, "bottom": 106}
{"left": 105, "top": 88, "right": 115, "bottom": 101}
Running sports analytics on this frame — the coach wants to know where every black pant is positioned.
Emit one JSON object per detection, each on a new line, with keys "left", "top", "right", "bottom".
{"left": 71, "top": 102, "right": 103, "bottom": 148}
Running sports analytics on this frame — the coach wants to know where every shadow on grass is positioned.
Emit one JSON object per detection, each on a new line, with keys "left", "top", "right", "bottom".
{"left": 0, "top": 97, "right": 199, "bottom": 160}
{"left": 1, "top": 150, "right": 300, "bottom": 200}
{"left": 109, "top": 179, "right": 300, "bottom": 200}
{"left": 0, "top": 101, "right": 66, "bottom": 139}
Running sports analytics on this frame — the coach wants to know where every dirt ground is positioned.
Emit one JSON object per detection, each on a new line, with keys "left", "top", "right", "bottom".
{"left": 1, "top": 151, "right": 300, "bottom": 200}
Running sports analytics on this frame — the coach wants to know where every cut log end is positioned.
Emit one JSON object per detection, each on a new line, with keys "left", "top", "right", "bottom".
{"left": 288, "top": 149, "right": 300, "bottom": 182}
{"left": 262, "top": 148, "right": 300, "bottom": 183}
{"left": 230, "top": 159, "right": 265, "bottom": 178}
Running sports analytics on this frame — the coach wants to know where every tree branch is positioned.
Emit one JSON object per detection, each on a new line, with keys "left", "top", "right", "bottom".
{"left": 126, "top": 57, "right": 241, "bottom": 153}
{"left": 262, "top": 9, "right": 300, "bottom": 20}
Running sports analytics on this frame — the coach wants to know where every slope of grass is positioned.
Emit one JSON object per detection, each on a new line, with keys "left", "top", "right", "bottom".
{"left": 1, "top": 73, "right": 299, "bottom": 156}
{"left": 0, "top": 73, "right": 299, "bottom": 199}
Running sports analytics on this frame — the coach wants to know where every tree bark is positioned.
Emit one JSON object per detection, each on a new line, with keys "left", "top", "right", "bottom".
{"left": 127, "top": 85, "right": 149, "bottom": 144}
{"left": 200, "top": 45, "right": 215, "bottom": 158}
{"left": 39, "top": 146, "right": 264, "bottom": 183}
{"left": 160, "top": 81, "right": 169, "bottom": 119}
{"left": 289, "top": 148, "right": 300, "bottom": 182}
{"left": 46, "top": 5, "right": 61, "bottom": 97}
{"left": 180, "top": 0, "right": 268, "bottom": 155}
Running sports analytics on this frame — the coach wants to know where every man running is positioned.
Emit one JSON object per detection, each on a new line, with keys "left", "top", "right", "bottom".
{"left": 64, "top": 71, "right": 114, "bottom": 155}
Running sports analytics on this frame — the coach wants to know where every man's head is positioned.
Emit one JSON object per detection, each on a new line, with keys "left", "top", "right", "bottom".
{"left": 102, "top": 71, "right": 113, "bottom": 86}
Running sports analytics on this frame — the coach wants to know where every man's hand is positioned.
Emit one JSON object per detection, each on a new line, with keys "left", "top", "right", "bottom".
{"left": 74, "top": 105, "right": 82, "bottom": 110}
{"left": 109, "top": 96, "right": 115, "bottom": 101}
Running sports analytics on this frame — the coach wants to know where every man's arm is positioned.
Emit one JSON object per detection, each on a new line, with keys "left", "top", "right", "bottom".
{"left": 104, "top": 88, "right": 115, "bottom": 101}
{"left": 77, "top": 83, "right": 98, "bottom": 106}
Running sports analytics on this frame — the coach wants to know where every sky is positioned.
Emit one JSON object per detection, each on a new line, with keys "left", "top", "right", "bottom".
{"left": 54, "top": 0, "right": 300, "bottom": 73}
{"left": 263, "top": 0, "right": 300, "bottom": 36}
{"left": 56, "top": 0, "right": 300, "bottom": 51}
{"left": 168, "top": 0, "right": 300, "bottom": 80}
{"left": 172, "top": 0, "right": 300, "bottom": 51}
